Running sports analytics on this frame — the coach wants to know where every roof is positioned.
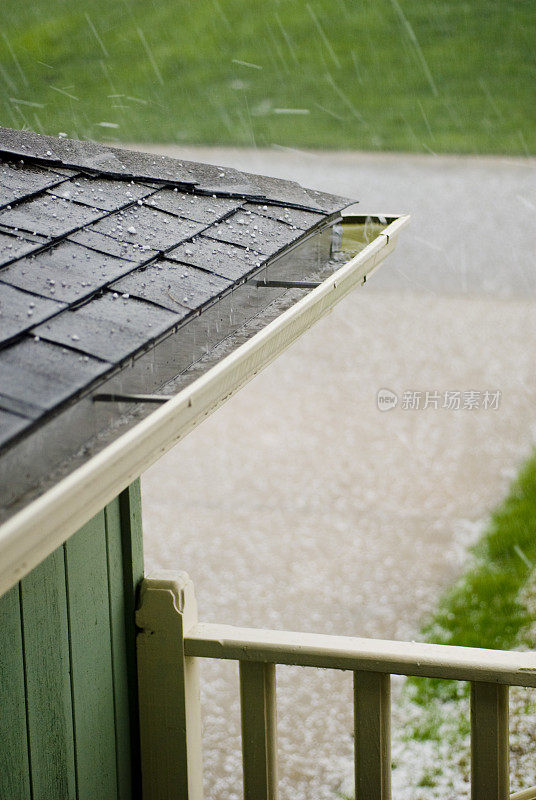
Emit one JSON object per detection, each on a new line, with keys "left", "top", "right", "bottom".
{"left": 0, "top": 127, "right": 353, "bottom": 515}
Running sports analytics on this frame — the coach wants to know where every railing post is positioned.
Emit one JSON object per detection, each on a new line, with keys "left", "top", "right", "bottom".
{"left": 471, "top": 681, "right": 509, "bottom": 800}
{"left": 354, "top": 671, "right": 391, "bottom": 800}
{"left": 136, "top": 572, "right": 203, "bottom": 800}
{"left": 239, "top": 661, "right": 278, "bottom": 800}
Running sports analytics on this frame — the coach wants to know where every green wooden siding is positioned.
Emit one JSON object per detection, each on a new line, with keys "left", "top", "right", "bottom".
{"left": 66, "top": 509, "right": 118, "bottom": 799}
{"left": 21, "top": 548, "right": 76, "bottom": 800}
{"left": 0, "top": 584, "right": 30, "bottom": 800}
{"left": 0, "top": 480, "right": 144, "bottom": 800}
{"left": 108, "top": 482, "right": 144, "bottom": 800}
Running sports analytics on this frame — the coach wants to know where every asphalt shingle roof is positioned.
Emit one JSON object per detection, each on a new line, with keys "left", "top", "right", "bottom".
{"left": 0, "top": 127, "right": 353, "bottom": 456}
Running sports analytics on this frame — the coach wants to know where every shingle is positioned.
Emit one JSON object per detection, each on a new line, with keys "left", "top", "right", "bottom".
{"left": 0, "top": 160, "right": 67, "bottom": 208}
{"left": 0, "top": 185, "right": 21, "bottom": 208}
{"left": 156, "top": 159, "right": 263, "bottom": 198}
{"left": 0, "top": 283, "right": 65, "bottom": 344}
{"left": 67, "top": 228, "right": 158, "bottom": 263}
{"left": 205, "top": 211, "right": 303, "bottom": 255}
{"left": 0, "top": 128, "right": 199, "bottom": 186}
{"left": 0, "top": 229, "right": 49, "bottom": 267}
{"left": 0, "top": 195, "right": 105, "bottom": 238}
{"left": 0, "top": 392, "right": 42, "bottom": 419}
{"left": 0, "top": 408, "right": 31, "bottom": 448}
{"left": 47, "top": 166, "right": 80, "bottom": 177}
{"left": 242, "top": 203, "right": 326, "bottom": 231}
{"left": 84, "top": 147, "right": 199, "bottom": 185}
{"left": 166, "top": 235, "right": 262, "bottom": 280}
{"left": 47, "top": 177, "right": 154, "bottom": 211}
{"left": 0, "top": 337, "right": 110, "bottom": 414}
{"left": 33, "top": 292, "right": 184, "bottom": 363}
{"left": 0, "top": 241, "right": 133, "bottom": 303}
{"left": 111, "top": 258, "right": 232, "bottom": 312}
{"left": 0, "top": 128, "right": 64, "bottom": 162}
{"left": 89, "top": 205, "right": 206, "bottom": 250}
{"left": 0, "top": 128, "right": 353, "bottom": 213}
{"left": 239, "top": 171, "right": 351, "bottom": 213}
{"left": 114, "top": 150, "right": 253, "bottom": 191}
{"left": 146, "top": 189, "right": 242, "bottom": 224}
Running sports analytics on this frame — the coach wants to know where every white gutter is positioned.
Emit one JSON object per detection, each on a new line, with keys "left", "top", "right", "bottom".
{"left": 0, "top": 214, "right": 409, "bottom": 596}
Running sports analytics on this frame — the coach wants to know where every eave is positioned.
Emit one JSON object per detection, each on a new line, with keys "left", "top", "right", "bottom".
{"left": 0, "top": 212, "right": 409, "bottom": 596}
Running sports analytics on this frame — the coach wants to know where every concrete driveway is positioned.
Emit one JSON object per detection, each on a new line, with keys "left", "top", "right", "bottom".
{"left": 140, "top": 148, "right": 536, "bottom": 799}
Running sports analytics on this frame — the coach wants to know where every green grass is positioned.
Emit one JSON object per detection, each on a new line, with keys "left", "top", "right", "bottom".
{"left": 409, "top": 450, "right": 536, "bottom": 706}
{"left": 392, "top": 452, "right": 536, "bottom": 794}
{"left": 1, "top": 0, "right": 535, "bottom": 154}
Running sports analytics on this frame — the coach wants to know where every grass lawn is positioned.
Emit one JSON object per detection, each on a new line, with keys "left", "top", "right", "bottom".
{"left": 395, "top": 451, "right": 536, "bottom": 795}
{"left": 414, "top": 449, "right": 536, "bottom": 699}
{"left": 0, "top": 0, "right": 534, "bottom": 154}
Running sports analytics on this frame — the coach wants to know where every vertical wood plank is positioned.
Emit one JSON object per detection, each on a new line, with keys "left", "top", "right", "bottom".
{"left": 118, "top": 479, "right": 145, "bottom": 637}
{"left": 136, "top": 573, "right": 203, "bottom": 800}
{"left": 471, "top": 681, "right": 509, "bottom": 800}
{"left": 239, "top": 661, "right": 278, "bottom": 800}
{"left": 65, "top": 510, "right": 118, "bottom": 800}
{"left": 21, "top": 548, "right": 76, "bottom": 799}
{"left": 118, "top": 479, "right": 145, "bottom": 800}
{"left": 106, "top": 496, "right": 133, "bottom": 800}
{"left": 354, "top": 671, "right": 391, "bottom": 800}
{"left": 0, "top": 584, "right": 30, "bottom": 800}
{"left": 105, "top": 481, "right": 144, "bottom": 800}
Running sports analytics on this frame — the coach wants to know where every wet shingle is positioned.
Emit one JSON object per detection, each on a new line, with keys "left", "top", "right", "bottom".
{"left": 33, "top": 292, "right": 184, "bottom": 362}
{"left": 0, "top": 392, "right": 42, "bottom": 419}
{"left": 47, "top": 166, "right": 80, "bottom": 177}
{"left": 0, "top": 160, "right": 67, "bottom": 208}
{"left": 0, "top": 229, "right": 48, "bottom": 267}
{"left": 147, "top": 189, "right": 242, "bottom": 224}
{"left": 0, "top": 241, "right": 133, "bottom": 303}
{"left": 0, "top": 128, "right": 198, "bottom": 186}
{"left": 67, "top": 228, "right": 159, "bottom": 263}
{"left": 48, "top": 177, "right": 154, "bottom": 211}
{"left": 205, "top": 211, "right": 303, "bottom": 255}
{"left": 243, "top": 203, "right": 326, "bottom": 231}
{"left": 117, "top": 152, "right": 256, "bottom": 193}
{"left": 166, "top": 235, "right": 262, "bottom": 280}
{"left": 111, "top": 258, "right": 232, "bottom": 312}
{"left": 239, "top": 171, "right": 350, "bottom": 213}
{"left": 0, "top": 408, "right": 31, "bottom": 448}
{"left": 0, "top": 127, "right": 353, "bottom": 213}
{"left": 0, "top": 195, "right": 105, "bottom": 238}
{"left": 0, "top": 337, "right": 109, "bottom": 414}
{"left": 0, "top": 282, "right": 65, "bottom": 344}
{"left": 89, "top": 205, "right": 207, "bottom": 251}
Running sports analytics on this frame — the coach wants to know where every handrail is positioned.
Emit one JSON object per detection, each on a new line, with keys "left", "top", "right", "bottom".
{"left": 185, "top": 622, "right": 536, "bottom": 687}
{"left": 511, "top": 788, "right": 536, "bottom": 800}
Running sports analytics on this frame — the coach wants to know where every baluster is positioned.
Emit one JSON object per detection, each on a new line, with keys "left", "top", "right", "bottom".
{"left": 239, "top": 661, "right": 278, "bottom": 800}
{"left": 471, "top": 681, "right": 509, "bottom": 800}
{"left": 354, "top": 671, "right": 391, "bottom": 800}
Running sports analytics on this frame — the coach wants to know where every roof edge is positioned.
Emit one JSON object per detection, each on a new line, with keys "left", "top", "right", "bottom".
{"left": 0, "top": 127, "right": 355, "bottom": 214}
{"left": 0, "top": 214, "right": 409, "bottom": 597}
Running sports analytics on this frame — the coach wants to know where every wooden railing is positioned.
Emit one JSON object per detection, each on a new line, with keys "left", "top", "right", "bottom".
{"left": 136, "top": 573, "right": 536, "bottom": 800}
